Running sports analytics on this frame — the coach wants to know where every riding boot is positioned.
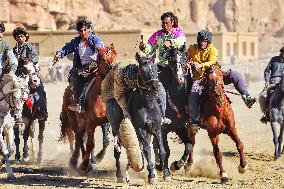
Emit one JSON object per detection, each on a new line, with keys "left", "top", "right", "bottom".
{"left": 242, "top": 94, "right": 256, "bottom": 109}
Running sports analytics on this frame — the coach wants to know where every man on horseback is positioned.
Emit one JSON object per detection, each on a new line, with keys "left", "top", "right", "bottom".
{"left": 260, "top": 46, "right": 284, "bottom": 123}
{"left": 187, "top": 30, "right": 256, "bottom": 125}
{"left": 139, "top": 11, "right": 186, "bottom": 124}
{"left": 53, "top": 19, "right": 104, "bottom": 113}
{"left": 12, "top": 27, "right": 48, "bottom": 121}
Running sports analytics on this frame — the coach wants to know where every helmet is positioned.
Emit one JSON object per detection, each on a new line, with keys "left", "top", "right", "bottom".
{"left": 197, "top": 30, "right": 212, "bottom": 44}
{"left": 0, "top": 22, "right": 5, "bottom": 32}
{"left": 280, "top": 46, "right": 284, "bottom": 53}
{"left": 13, "top": 27, "right": 29, "bottom": 41}
{"left": 76, "top": 19, "right": 93, "bottom": 31}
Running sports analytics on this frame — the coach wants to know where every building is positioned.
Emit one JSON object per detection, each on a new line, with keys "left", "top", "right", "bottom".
{"left": 3, "top": 30, "right": 258, "bottom": 65}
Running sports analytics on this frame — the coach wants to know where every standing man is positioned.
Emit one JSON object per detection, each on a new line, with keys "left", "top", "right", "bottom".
{"left": 53, "top": 19, "right": 104, "bottom": 113}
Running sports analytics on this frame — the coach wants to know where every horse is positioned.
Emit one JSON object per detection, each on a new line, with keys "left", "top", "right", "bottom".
{"left": 59, "top": 85, "right": 110, "bottom": 168}
{"left": 59, "top": 44, "right": 116, "bottom": 170}
{"left": 13, "top": 72, "right": 47, "bottom": 163}
{"left": 154, "top": 46, "right": 193, "bottom": 174}
{"left": 265, "top": 76, "right": 284, "bottom": 160}
{"left": 0, "top": 76, "right": 26, "bottom": 180}
{"left": 106, "top": 53, "right": 170, "bottom": 184}
{"left": 186, "top": 65, "right": 247, "bottom": 183}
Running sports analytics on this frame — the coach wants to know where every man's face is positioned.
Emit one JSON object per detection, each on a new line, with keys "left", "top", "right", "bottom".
{"left": 0, "top": 31, "right": 3, "bottom": 41}
{"left": 199, "top": 40, "right": 208, "bottom": 50}
{"left": 16, "top": 34, "right": 26, "bottom": 45}
{"left": 78, "top": 26, "right": 91, "bottom": 40}
{"left": 161, "top": 17, "right": 174, "bottom": 33}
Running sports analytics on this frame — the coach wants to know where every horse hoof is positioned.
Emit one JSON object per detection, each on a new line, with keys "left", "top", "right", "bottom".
{"left": 13, "top": 159, "right": 20, "bottom": 165}
{"left": 23, "top": 156, "right": 30, "bottom": 163}
{"left": 170, "top": 161, "right": 179, "bottom": 172}
{"left": 148, "top": 177, "right": 157, "bottom": 185}
{"left": 69, "top": 160, "right": 77, "bottom": 169}
{"left": 117, "top": 177, "right": 125, "bottom": 183}
{"left": 238, "top": 164, "right": 248, "bottom": 174}
{"left": 220, "top": 172, "right": 229, "bottom": 184}
{"left": 163, "top": 175, "right": 172, "bottom": 182}
{"left": 184, "top": 163, "right": 192, "bottom": 175}
{"left": 7, "top": 173, "right": 16, "bottom": 181}
{"left": 155, "top": 163, "right": 162, "bottom": 172}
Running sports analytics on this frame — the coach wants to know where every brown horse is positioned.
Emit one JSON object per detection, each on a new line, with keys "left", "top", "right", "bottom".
{"left": 59, "top": 44, "right": 117, "bottom": 170}
{"left": 186, "top": 66, "right": 247, "bottom": 183}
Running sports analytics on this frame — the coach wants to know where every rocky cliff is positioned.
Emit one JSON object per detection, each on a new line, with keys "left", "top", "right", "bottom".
{"left": 1, "top": 0, "right": 283, "bottom": 55}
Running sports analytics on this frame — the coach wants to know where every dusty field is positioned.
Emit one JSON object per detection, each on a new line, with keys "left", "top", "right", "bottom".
{"left": 0, "top": 80, "right": 283, "bottom": 189}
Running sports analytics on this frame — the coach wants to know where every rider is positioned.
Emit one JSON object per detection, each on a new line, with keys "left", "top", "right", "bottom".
{"left": 187, "top": 30, "right": 256, "bottom": 125}
{"left": 53, "top": 19, "right": 104, "bottom": 113}
{"left": 0, "top": 22, "right": 22, "bottom": 122}
{"left": 260, "top": 46, "right": 284, "bottom": 123}
{"left": 12, "top": 27, "right": 48, "bottom": 120}
{"left": 139, "top": 11, "right": 186, "bottom": 124}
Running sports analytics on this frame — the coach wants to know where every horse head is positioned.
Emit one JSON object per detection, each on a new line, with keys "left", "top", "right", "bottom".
{"left": 96, "top": 43, "right": 117, "bottom": 79}
{"left": 135, "top": 53, "right": 159, "bottom": 94}
{"left": 167, "top": 45, "right": 189, "bottom": 85}
{"left": 204, "top": 65, "right": 225, "bottom": 99}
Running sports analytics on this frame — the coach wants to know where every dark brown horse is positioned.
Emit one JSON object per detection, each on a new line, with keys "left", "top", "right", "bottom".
{"left": 59, "top": 44, "right": 116, "bottom": 170}
{"left": 186, "top": 66, "right": 247, "bottom": 183}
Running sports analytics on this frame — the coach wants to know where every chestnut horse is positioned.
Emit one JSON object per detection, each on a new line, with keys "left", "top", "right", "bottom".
{"left": 186, "top": 66, "right": 247, "bottom": 183}
{"left": 59, "top": 44, "right": 116, "bottom": 170}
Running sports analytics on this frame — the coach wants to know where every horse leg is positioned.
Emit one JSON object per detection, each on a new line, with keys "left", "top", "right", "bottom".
{"left": 69, "top": 115, "right": 83, "bottom": 169}
{"left": 185, "top": 127, "right": 196, "bottom": 174}
{"left": 278, "top": 124, "right": 284, "bottom": 157}
{"left": 80, "top": 124, "right": 95, "bottom": 171}
{"left": 138, "top": 128, "right": 156, "bottom": 184}
{"left": 154, "top": 129, "right": 171, "bottom": 181}
{"left": 94, "top": 123, "right": 110, "bottom": 163}
{"left": 22, "top": 118, "right": 31, "bottom": 162}
{"left": 0, "top": 118, "right": 15, "bottom": 180}
{"left": 29, "top": 120, "right": 36, "bottom": 162}
{"left": 170, "top": 127, "right": 192, "bottom": 172}
{"left": 37, "top": 120, "right": 45, "bottom": 163}
{"left": 13, "top": 126, "right": 21, "bottom": 163}
{"left": 227, "top": 128, "right": 247, "bottom": 173}
{"left": 271, "top": 121, "right": 280, "bottom": 160}
{"left": 209, "top": 134, "right": 228, "bottom": 183}
{"left": 113, "top": 135, "right": 124, "bottom": 183}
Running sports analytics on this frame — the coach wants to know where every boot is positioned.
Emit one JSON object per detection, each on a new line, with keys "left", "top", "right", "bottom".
{"left": 260, "top": 112, "right": 270, "bottom": 124}
{"left": 242, "top": 94, "right": 256, "bottom": 109}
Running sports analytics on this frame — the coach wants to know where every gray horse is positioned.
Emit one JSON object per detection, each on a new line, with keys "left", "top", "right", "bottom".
{"left": 265, "top": 76, "right": 284, "bottom": 160}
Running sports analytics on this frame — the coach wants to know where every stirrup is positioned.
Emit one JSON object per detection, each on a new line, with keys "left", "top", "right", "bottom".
{"left": 68, "top": 104, "right": 82, "bottom": 113}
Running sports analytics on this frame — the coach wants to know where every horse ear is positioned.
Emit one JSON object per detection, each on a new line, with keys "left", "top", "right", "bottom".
{"left": 110, "top": 43, "right": 114, "bottom": 50}
{"left": 135, "top": 52, "right": 141, "bottom": 62}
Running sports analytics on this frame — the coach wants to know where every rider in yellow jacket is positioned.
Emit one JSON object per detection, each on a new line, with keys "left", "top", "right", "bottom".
{"left": 187, "top": 30, "right": 218, "bottom": 125}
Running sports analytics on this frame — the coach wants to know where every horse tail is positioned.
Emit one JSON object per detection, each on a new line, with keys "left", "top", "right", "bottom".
{"left": 58, "top": 86, "right": 74, "bottom": 143}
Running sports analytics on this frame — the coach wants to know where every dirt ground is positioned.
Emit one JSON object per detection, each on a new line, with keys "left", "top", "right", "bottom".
{"left": 0, "top": 80, "right": 283, "bottom": 189}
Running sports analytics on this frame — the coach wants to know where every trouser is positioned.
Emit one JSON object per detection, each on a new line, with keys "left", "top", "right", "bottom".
{"left": 157, "top": 65, "right": 172, "bottom": 92}
{"left": 187, "top": 80, "right": 203, "bottom": 119}
{"left": 223, "top": 70, "right": 249, "bottom": 96}
{"left": 74, "top": 74, "right": 90, "bottom": 105}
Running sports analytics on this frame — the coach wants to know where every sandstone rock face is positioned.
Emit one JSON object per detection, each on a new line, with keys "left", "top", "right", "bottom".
{"left": 1, "top": 0, "right": 283, "bottom": 55}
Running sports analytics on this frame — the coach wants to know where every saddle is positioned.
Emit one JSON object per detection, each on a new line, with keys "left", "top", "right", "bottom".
{"left": 77, "top": 62, "right": 98, "bottom": 77}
